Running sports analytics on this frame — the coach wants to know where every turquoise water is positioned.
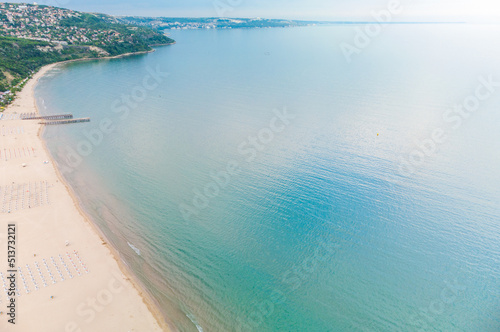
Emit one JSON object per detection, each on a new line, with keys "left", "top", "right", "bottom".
{"left": 36, "top": 25, "right": 499, "bottom": 331}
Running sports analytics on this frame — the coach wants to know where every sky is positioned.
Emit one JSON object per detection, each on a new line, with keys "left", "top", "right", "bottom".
{"left": 7, "top": 0, "right": 500, "bottom": 21}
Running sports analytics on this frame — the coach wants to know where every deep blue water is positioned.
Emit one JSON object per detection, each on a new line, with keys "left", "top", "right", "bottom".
{"left": 36, "top": 25, "right": 500, "bottom": 331}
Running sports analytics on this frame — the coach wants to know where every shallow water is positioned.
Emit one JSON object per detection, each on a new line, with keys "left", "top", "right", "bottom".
{"left": 37, "top": 25, "right": 500, "bottom": 331}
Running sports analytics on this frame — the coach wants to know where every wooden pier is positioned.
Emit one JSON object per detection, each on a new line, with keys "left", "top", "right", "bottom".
{"left": 40, "top": 118, "right": 90, "bottom": 125}
{"left": 23, "top": 114, "right": 73, "bottom": 120}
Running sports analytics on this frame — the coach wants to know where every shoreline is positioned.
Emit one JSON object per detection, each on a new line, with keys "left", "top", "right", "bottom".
{"left": 36, "top": 42, "right": 175, "bottom": 66}
{"left": 35, "top": 63, "right": 173, "bottom": 331}
{"left": 1, "top": 53, "right": 173, "bottom": 331}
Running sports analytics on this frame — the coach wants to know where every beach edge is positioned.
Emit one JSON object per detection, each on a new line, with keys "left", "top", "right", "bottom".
{"left": 6, "top": 53, "right": 174, "bottom": 331}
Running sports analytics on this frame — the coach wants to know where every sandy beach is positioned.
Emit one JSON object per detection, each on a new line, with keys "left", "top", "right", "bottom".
{"left": 0, "top": 64, "right": 169, "bottom": 331}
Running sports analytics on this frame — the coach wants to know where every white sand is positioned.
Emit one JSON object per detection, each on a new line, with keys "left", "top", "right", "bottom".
{"left": 0, "top": 64, "right": 170, "bottom": 331}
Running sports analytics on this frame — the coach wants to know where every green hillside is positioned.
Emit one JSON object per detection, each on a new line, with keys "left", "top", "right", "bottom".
{"left": 0, "top": 3, "right": 174, "bottom": 104}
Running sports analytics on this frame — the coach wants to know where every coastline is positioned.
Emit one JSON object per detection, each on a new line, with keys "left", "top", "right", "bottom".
{"left": 1, "top": 55, "right": 172, "bottom": 330}
{"left": 35, "top": 42, "right": 176, "bottom": 66}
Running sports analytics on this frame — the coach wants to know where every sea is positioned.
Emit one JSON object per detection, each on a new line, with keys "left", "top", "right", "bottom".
{"left": 35, "top": 25, "right": 500, "bottom": 331}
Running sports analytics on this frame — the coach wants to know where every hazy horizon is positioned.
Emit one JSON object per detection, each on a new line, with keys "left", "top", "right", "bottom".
{"left": 4, "top": 0, "right": 500, "bottom": 22}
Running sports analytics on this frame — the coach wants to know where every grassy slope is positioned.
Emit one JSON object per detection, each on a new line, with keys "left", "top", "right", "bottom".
{"left": 0, "top": 8, "right": 174, "bottom": 94}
